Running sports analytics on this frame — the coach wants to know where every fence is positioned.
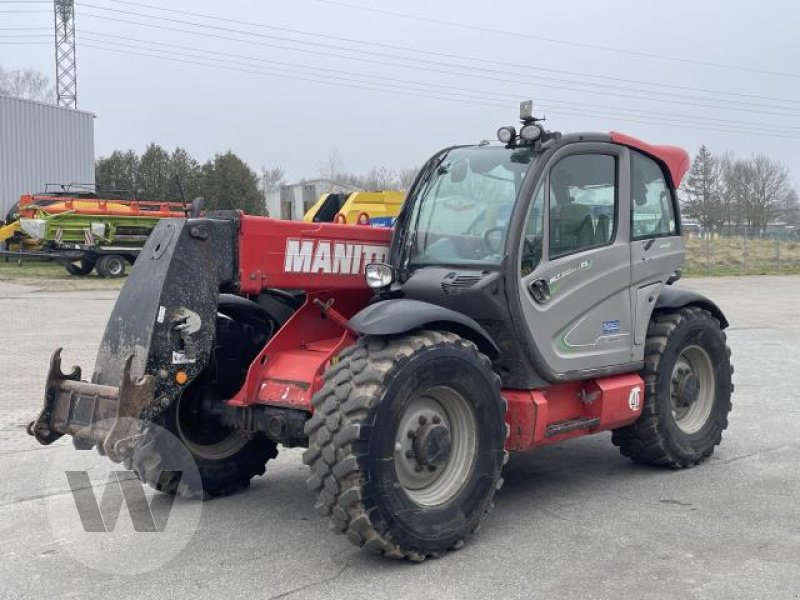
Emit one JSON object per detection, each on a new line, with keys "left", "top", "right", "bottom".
{"left": 683, "top": 235, "right": 800, "bottom": 275}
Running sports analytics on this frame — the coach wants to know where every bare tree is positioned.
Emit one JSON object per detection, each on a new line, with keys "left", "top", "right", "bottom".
{"left": 720, "top": 154, "right": 796, "bottom": 234}
{"left": 747, "top": 154, "right": 795, "bottom": 233}
{"left": 0, "top": 67, "right": 56, "bottom": 103}
{"left": 785, "top": 188, "right": 800, "bottom": 227}
{"left": 261, "top": 166, "right": 285, "bottom": 193}
{"left": 717, "top": 152, "right": 740, "bottom": 232}
{"left": 317, "top": 148, "right": 344, "bottom": 192}
{"left": 398, "top": 167, "right": 419, "bottom": 190}
{"left": 363, "top": 165, "right": 399, "bottom": 190}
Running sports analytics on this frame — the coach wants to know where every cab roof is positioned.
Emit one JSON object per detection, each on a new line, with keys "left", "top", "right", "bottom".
{"left": 609, "top": 131, "right": 690, "bottom": 188}
{"left": 545, "top": 131, "right": 690, "bottom": 188}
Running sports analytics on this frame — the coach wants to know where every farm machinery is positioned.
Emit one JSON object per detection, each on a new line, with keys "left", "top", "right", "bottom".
{"left": 28, "top": 104, "right": 732, "bottom": 560}
{"left": 304, "top": 190, "right": 405, "bottom": 227}
{"left": 2, "top": 192, "right": 193, "bottom": 277}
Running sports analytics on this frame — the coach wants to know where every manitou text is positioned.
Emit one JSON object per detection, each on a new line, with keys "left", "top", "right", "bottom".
{"left": 283, "top": 238, "right": 390, "bottom": 275}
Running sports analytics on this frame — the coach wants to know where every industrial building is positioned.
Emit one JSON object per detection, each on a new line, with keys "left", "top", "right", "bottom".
{"left": 0, "top": 93, "right": 95, "bottom": 220}
{"left": 266, "top": 179, "right": 360, "bottom": 219}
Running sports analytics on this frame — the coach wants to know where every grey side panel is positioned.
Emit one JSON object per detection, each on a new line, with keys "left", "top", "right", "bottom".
{"left": 348, "top": 299, "right": 500, "bottom": 358}
{"left": 654, "top": 286, "right": 729, "bottom": 328}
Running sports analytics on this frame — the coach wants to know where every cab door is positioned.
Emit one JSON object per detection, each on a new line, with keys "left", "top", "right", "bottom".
{"left": 628, "top": 150, "right": 685, "bottom": 352}
{"left": 517, "top": 143, "right": 635, "bottom": 377}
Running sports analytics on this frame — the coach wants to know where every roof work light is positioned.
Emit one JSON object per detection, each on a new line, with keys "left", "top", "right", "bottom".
{"left": 497, "top": 126, "right": 516, "bottom": 144}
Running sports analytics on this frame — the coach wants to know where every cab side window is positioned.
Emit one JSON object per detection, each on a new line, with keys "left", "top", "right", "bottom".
{"left": 631, "top": 152, "right": 677, "bottom": 239}
{"left": 521, "top": 185, "right": 545, "bottom": 276}
{"left": 548, "top": 154, "right": 616, "bottom": 258}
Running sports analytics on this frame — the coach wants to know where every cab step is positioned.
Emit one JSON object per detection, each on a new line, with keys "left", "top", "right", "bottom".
{"left": 545, "top": 417, "right": 601, "bottom": 437}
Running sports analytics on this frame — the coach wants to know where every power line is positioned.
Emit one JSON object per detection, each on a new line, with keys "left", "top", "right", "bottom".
{"left": 90, "top": 0, "right": 800, "bottom": 109}
{"left": 75, "top": 9, "right": 800, "bottom": 119}
{"left": 78, "top": 30, "right": 800, "bottom": 135}
{"left": 79, "top": 40, "right": 800, "bottom": 140}
{"left": 314, "top": 0, "right": 800, "bottom": 81}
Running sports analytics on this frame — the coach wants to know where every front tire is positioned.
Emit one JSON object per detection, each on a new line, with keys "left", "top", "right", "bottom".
{"left": 612, "top": 307, "right": 733, "bottom": 467}
{"left": 303, "top": 331, "right": 507, "bottom": 560}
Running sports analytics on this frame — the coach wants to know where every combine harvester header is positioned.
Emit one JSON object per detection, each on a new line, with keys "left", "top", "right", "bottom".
{"left": 1, "top": 192, "right": 195, "bottom": 278}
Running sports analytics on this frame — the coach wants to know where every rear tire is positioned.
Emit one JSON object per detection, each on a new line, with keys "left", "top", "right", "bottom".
{"left": 303, "top": 331, "right": 507, "bottom": 560}
{"left": 96, "top": 254, "right": 126, "bottom": 278}
{"left": 612, "top": 307, "right": 733, "bottom": 467}
{"left": 130, "top": 310, "right": 279, "bottom": 497}
{"left": 130, "top": 400, "right": 277, "bottom": 498}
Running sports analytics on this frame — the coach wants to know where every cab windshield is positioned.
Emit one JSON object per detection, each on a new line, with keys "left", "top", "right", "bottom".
{"left": 406, "top": 146, "right": 534, "bottom": 266}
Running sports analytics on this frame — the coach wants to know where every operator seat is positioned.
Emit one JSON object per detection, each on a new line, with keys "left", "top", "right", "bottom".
{"left": 594, "top": 212, "right": 610, "bottom": 245}
{"left": 550, "top": 200, "right": 594, "bottom": 255}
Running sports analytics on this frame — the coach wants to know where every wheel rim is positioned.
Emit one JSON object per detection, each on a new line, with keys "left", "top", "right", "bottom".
{"left": 394, "top": 384, "right": 477, "bottom": 506}
{"left": 175, "top": 391, "right": 250, "bottom": 460}
{"left": 106, "top": 258, "right": 124, "bottom": 276}
{"left": 670, "top": 345, "right": 716, "bottom": 434}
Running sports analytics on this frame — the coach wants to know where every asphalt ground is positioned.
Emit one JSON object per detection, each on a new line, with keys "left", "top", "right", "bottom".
{"left": 0, "top": 276, "right": 798, "bottom": 599}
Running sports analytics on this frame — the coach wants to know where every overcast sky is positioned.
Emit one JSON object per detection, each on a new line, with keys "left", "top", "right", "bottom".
{"left": 5, "top": 0, "right": 800, "bottom": 182}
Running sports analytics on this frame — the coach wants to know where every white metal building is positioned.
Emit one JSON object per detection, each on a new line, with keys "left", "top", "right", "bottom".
{"left": 0, "top": 93, "right": 95, "bottom": 219}
{"left": 266, "top": 179, "right": 361, "bottom": 220}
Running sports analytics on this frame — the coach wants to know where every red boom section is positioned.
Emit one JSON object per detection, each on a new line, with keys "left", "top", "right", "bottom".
{"left": 230, "top": 216, "right": 392, "bottom": 410}
{"left": 237, "top": 215, "right": 392, "bottom": 295}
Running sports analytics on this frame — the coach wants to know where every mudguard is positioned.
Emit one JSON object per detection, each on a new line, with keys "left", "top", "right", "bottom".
{"left": 654, "top": 286, "right": 729, "bottom": 329}
{"left": 348, "top": 299, "right": 500, "bottom": 358}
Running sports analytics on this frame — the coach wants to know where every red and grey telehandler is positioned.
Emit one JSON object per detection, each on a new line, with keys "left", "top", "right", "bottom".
{"left": 30, "top": 103, "right": 733, "bottom": 560}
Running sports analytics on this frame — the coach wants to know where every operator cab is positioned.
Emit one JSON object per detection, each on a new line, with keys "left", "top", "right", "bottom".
{"left": 365, "top": 101, "right": 688, "bottom": 389}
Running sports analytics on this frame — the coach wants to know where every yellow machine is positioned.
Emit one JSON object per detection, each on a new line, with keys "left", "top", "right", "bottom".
{"left": 303, "top": 190, "right": 405, "bottom": 227}
{"left": 0, "top": 220, "right": 39, "bottom": 251}
{"left": 0, "top": 220, "right": 21, "bottom": 243}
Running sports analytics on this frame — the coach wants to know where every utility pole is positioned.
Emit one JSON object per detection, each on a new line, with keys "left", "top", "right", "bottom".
{"left": 54, "top": 0, "right": 77, "bottom": 108}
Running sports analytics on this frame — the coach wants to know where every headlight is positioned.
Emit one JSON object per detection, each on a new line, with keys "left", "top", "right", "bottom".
{"left": 520, "top": 123, "right": 542, "bottom": 142}
{"left": 19, "top": 218, "right": 47, "bottom": 241}
{"left": 497, "top": 126, "right": 516, "bottom": 144}
{"left": 365, "top": 263, "right": 394, "bottom": 289}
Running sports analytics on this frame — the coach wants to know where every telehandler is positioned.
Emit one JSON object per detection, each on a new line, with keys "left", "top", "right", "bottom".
{"left": 29, "top": 103, "right": 732, "bottom": 560}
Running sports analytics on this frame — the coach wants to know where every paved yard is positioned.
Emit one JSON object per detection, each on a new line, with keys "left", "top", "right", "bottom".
{"left": 0, "top": 276, "right": 798, "bottom": 599}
